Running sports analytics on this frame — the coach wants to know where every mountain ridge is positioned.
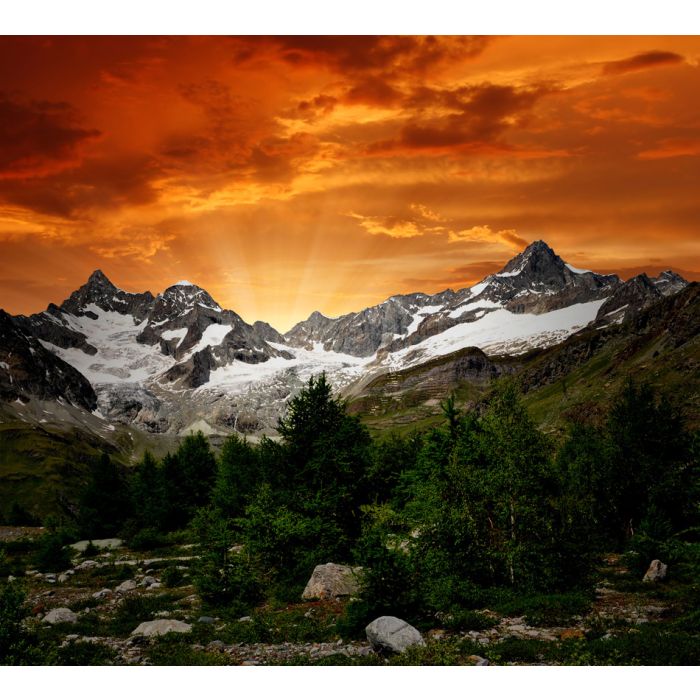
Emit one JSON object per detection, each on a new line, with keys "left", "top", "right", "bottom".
{"left": 0, "top": 240, "right": 689, "bottom": 439}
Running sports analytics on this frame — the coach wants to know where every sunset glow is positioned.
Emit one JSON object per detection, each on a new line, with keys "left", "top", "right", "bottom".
{"left": 1, "top": 36, "right": 699, "bottom": 331}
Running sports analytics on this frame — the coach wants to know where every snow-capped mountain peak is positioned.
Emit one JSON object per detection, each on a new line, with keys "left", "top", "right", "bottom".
{"left": 1, "top": 240, "right": 689, "bottom": 438}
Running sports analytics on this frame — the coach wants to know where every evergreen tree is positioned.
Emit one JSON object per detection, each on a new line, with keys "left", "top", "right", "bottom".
{"left": 77, "top": 453, "right": 131, "bottom": 538}
{"left": 212, "top": 434, "right": 260, "bottom": 518}
{"left": 128, "top": 451, "right": 168, "bottom": 533}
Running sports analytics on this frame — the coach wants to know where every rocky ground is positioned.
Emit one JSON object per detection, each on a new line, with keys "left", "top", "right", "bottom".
{"left": 3, "top": 531, "right": 693, "bottom": 666}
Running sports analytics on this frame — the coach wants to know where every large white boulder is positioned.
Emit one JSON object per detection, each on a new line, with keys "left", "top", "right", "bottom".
{"left": 301, "top": 563, "right": 363, "bottom": 601}
{"left": 130, "top": 619, "right": 193, "bottom": 637}
{"left": 43, "top": 608, "right": 78, "bottom": 625}
{"left": 365, "top": 616, "right": 425, "bottom": 654}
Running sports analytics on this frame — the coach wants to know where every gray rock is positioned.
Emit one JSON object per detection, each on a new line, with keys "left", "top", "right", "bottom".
{"left": 70, "top": 538, "right": 123, "bottom": 553}
{"left": 139, "top": 576, "right": 158, "bottom": 587}
{"left": 115, "top": 579, "right": 137, "bottom": 593}
{"left": 198, "top": 616, "right": 216, "bottom": 624}
{"left": 468, "top": 655, "right": 489, "bottom": 666}
{"left": 148, "top": 582, "right": 163, "bottom": 590}
{"left": 74, "top": 560, "right": 99, "bottom": 571}
{"left": 365, "top": 616, "right": 425, "bottom": 654}
{"left": 130, "top": 619, "right": 193, "bottom": 637}
{"left": 92, "top": 588, "right": 112, "bottom": 600}
{"left": 301, "top": 563, "right": 363, "bottom": 601}
{"left": 643, "top": 560, "right": 668, "bottom": 583}
{"left": 43, "top": 608, "right": 78, "bottom": 625}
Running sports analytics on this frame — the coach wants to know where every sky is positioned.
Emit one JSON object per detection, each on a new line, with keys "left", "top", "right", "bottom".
{"left": 0, "top": 36, "right": 699, "bottom": 332}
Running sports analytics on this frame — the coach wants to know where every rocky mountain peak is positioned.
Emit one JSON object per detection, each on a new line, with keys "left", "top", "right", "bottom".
{"left": 654, "top": 270, "right": 688, "bottom": 296}
{"left": 58, "top": 270, "right": 154, "bottom": 321}
{"left": 160, "top": 281, "right": 222, "bottom": 313}
{"left": 496, "top": 239, "right": 564, "bottom": 279}
{"left": 86, "top": 269, "right": 116, "bottom": 289}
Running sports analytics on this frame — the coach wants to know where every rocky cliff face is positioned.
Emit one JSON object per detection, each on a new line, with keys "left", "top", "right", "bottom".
{"left": 0, "top": 311, "right": 97, "bottom": 410}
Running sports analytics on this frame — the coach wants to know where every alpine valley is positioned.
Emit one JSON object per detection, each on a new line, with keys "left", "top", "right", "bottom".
{"left": 1, "top": 240, "right": 698, "bottom": 515}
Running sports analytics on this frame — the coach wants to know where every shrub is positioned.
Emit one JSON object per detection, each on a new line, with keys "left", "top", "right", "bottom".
{"left": 33, "top": 532, "right": 72, "bottom": 573}
{"left": 129, "top": 527, "right": 166, "bottom": 552}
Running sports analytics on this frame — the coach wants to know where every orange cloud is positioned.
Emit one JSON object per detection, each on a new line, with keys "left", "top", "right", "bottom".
{"left": 600, "top": 50, "right": 684, "bottom": 76}
{"left": 0, "top": 36, "right": 698, "bottom": 330}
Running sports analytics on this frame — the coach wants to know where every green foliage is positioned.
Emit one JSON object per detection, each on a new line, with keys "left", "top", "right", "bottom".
{"left": 494, "top": 592, "right": 592, "bottom": 626}
{"left": 33, "top": 531, "right": 72, "bottom": 572}
{"left": 0, "top": 581, "right": 37, "bottom": 664}
{"left": 127, "top": 451, "right": 169, "bottom": 534}
{"left": 53, "top": 641, "right": 117, "bottom": 665}
{"left": 128, "top": 527, "right": 167, "bottom": 552}
{"left": 439, "top": 609, "right": 496, "bottom": 632}
{"left": 212, "top": 434, "right": 260, "bottom": 518}
{"left": 191, "top": 508, "right": 262, "bottom": 610}
{"left": 145, "top": 636, "right": 229, "bottom": 665}
{"left": 83, "top": 540, "right": 99, "bottom": 558}
{"left": 162, "top": 432, "right": 217, "bottom": 529}
{"left": 4, "top": 502, "right": 37, "bottom": 526}
{"left": 77, "top": 453, "right": 131, "bottom": 538}
{"left": 162, "top": 565, "right": 185, "bottom": 588}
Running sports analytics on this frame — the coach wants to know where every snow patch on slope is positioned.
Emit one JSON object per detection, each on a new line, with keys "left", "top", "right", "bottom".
{"left": 189, "top": 323, "right": 234, "bottom": 354}
{"left": 388, "top": 299, "right": 607, "bottom": 368}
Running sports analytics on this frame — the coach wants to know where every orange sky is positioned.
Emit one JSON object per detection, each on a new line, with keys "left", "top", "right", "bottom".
{"left": 0, "top": 36, "right": 699, "bottom": 331}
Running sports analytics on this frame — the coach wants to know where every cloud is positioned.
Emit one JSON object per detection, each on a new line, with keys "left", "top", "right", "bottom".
{"left": 367, "top": 82, "right": 555, "bottom": 155}
{"left": 88, "top": 224, "right": 175, "bottom": 260}
{"left": 448, "top": 225, "right": 528, "bottom": 250}
{"left": 410, "top": 203, "right": 445, "bottom": 222}
{"left": 637, "top": 138, "right": 700, "bottom": 160}
{"left": 262, "top": 36, "right": 493, "bottom": 77}
{"left": 347, "top": 212, "right": 429, "bottom": 239}
{"left": 600, "top": 50, "right": 684, "bottom": 76}
{"left": 0, "top": 94, "right": 100, "bottom": 179}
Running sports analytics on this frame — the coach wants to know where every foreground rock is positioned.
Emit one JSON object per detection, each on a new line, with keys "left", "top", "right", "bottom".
{"left": 130, "top": 619, "right": 193, "bottom": 637}
{"left": 43, "top": 608, "right": 78, "bottom": 625}
{"left": 365, "top": 616, "right": 425, "bottom": 654}
{"left": 301, "top": 563, "right": 363, "bottom": 600}
{"left": 70, "top": 538, "right": 123, "bottom": 553}
{"left": 643, "top": 559, "right": 668, "bottom": 583}
{"left": 115, "top": 579, "right": 137, "bottom": 593}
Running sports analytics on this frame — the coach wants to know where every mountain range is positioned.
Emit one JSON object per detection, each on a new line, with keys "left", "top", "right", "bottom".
{"left": 0, "top": 240, "right": 691, "bottom": 439}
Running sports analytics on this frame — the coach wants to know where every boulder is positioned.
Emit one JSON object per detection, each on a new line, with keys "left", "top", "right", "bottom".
{"left": 70, "top": 538, "right": 123, "bottom": 553}
{"left": 643, "top": 559, "right": 668, "bottom": 583}
{"left": 365, "top": 616, "right": 425, "bottom": 654}
{"left": 115, "top": 579, "right": 137, "bottom": 593}
{"left": 92, "top": 588, "right": 112, "bottom": 600}
{"left": 130, "top": 619, "right": 193, "bottom": 637}
{"left": 468, "top": 654, "right": 490, "bottom": 666}
{"left": 43, "top": 608, "right": 78, "bottom": 625}
{"left": 139, "top": 576, "right": 158, "bottom": 588}
{"left": 74, "top": 560, "right": 99, "bottom": 571}
{"left": 301, "top": 563, "right": 363, "bottom": 601}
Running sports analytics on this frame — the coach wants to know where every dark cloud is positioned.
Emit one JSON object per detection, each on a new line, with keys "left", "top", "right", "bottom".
{"left": 368, "top": 82, "right": 554, "bottom": 154}
{"left": 600, "top": 51, "right": 684, "bottom": 76}
{"left": 0, "top": 94, "right": 100, "bottom": 178}
{"left": 267, "top": 36, "right": 493, "bottom": 76}
{"left": 0, "top": 153, "right": 163, "bottom": 217}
